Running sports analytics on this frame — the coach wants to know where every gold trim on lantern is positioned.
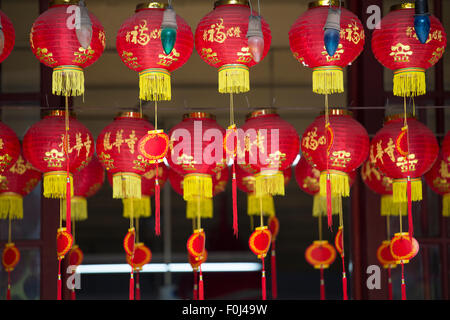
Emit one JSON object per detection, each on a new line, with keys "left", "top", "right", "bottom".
{"left": 309, "top": 0, "right": 344, "bottom": 8}
{"left": 319, "top": 109, "right": 353, "bottom": 117}
{"left": 62, "top": 196, "right": 88, "bottom": 221}
{"left": 247, "top": 194, "right": 275, "bottom": 217}
{"left": 393, "top": 68, "right": 426, "bottom": 98}
{"left": 50, "top": 0, "right": 81, "bottom": 6}
{"left": 123, "top": 196, "right": 151, "bottom": 219}
{"left": 214, "top": 0, "right": 249, "bottom": 9}
{"left": 319, "top": 170, "right": 350, "bottom": 198}
{"left": 136, "top": 2, "right": 168, "bottom": 11}
{"left": 186, "top": 197, "right": 213, "bottom": 219}
{"left": 115, "top": 111, "right": 143, "bottom": 119}
{"left": 392, "top": 178, "right": 422, "bottom": 203}
{"left": 183, "top": 112, "right": 216, "bottom": 120}
{"left": 384, "top": 113, "right": 416, "bottom": 124}
{"left": 390, "top": 2, "right": 414, "bottom": 12}
{"left": 246, "top": 108, "right": 278, "bottom": 120}
{"left": 254, "top": 170, "right": 285, "bottom": 198}
{"left": 52, "top": 65, "right": 85, "bottom": 97}
{"left": 45, "top": 110, "right": 76, "bottom": 118}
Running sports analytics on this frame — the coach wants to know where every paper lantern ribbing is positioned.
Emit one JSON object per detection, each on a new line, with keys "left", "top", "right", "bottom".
{"left": 0, "top": 122, "right": 20, "bottom": 174}
{"left": 23, "top": 110, "right": 94, "bottom": 199}
{"left": 116, "top": 2, "right": 193, "bottom": 101}
{"left": 289, "top": 0, "right": 365, "bottom": 95}
{"left": 97, "top": 112, "right": 154, "bottom": 199}
{"left": 195, "top": 0, "right": 271, "bottom": 94}
{"left": 424, "top": 152, "right": 450, "bottom": 217}
{"left": 30, "top": 0, "right": 105, "bottom": 96}
{"left": 0, "top": 10, "right": 15, "bottom": 64}
{"left": 372, "top": 2, "right": 447, "bottom": 97}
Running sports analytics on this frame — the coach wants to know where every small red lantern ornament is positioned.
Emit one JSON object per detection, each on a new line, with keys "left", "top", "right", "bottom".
{"left": 370, "top": 114, "right": 439, "bottom": 237}
{"left": 305, "top": 241, "right": 337, "bottom": 269}
{"left": 0, "top": 121, "right": 20, "bottom": 173}
{"left": 289, "top": 0, "right": 365, "bottom": 95}
{"left": 116, "top": 2, "right": 193, "bottom": 102}
{"left": 97, "top": 112, "right": 154, "bottom": 199}
{"left": 2, "top": 242, "right": 20, "bottom": 300}
{"left": 0, "top": 10, "right": 15, "bottom": 64}
{"left": 195, "top": 0, "right": 271, "bottom": 94}
{"left": 30, "top": 0, "right": 106, "bottom": 97}
{"left": 376, "top": 240, "right": 397, "bottom": 300}
{"left": 56, "top": 227, "right": 73, "bottom": 300}
{"left": 249, "top": 226, "right": 271, "bottom": 300}
{"left": 189, "top": 249, "right": 208, "bottom": 301}
{"left": 372, "top": 2, "right": 447, "bottom": 97}
{"left": 187, "top": 229, "right": 207, "bottom": 300}
{"left": 68, "top": 244, "right": 84, "bottom": 300}
{"left": 123, "top": 228, "right": 136, "bottom": 257}
{"left": 425, "top": 151, "right": 450, "bottom": 217}
{"left": 126, "top": 242, "right": 152, "bottom": 271}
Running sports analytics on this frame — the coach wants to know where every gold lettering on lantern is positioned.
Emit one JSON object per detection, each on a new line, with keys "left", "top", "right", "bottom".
{"left": 0, "top": 138, "right": 4, "bottom": 149}
{"left": 342, "top": 19, "right": 365, "bottom": 45}
{"left": 321, "top": 44, "right": 344, "bottom": 62}
{"left": 390, "top": 43, "right": 413, "bottom": 62}
{"left": 143, "top": 167, "right": 164, "bottom": 180}
{"left": 203, "top": 18, "right": 241, "bottom": 44}
{"left": 303, "top": 176, "right": 319, "bottom": 192}
{"left": 237, "top": 47, "right": 253, "bottom": 63}
{"left": 104, "top": 130, "right": 138, "bottom": 154}
{"left": 361, "top": 161, "right": 381, "bottom": 182}
{"left": 125, "top": 131, "right": 138, "bottom": 154}
{"left": 122, "top": 51, "right": 141, "bottom": 70}
{"left": 201, "top": 48, "right": 221, "bottom": 65}
{"left": 177, "top": 154, "right": 197, "bottom": 171}
{"left": 23, "top": 178, "right": 39, "bottom": 194}
{"left": 293, "top": 52, "right": 305, "bottom": 64}
{"left": 73, "top": 47, "right": 95, "bottom": 64}
{"left": 44, "top": 149, "right": 66, "bottom": 168}
{"left": 243, "top": 176, "right": 256, "bottom": 191}
{"left": 439, "top": 160, "right": 450, "bottom": 179}
{"left": 99, "top": 30, "right": 106, "bottom": 49}
{"left": 133, "top": 155, "right": 148, "bottom": 172}
{"left": 98, "top": 152, "right": 115, "bottom": 170}
{"left": 428, "top": 46, "right": 445, "bottom": 65}
{"left": 126, "top": 20, "right": 160, "bottom": 46}
{"left": 0, "top": 154, "right": 13, "bottom": 171}
{"left": 302, "top": 127, "right": 326, "bottom": 151}
{"left": 266, "top": 151, "right": 287, "bottom": 168}
{"left": 406, "top": 27, "right": 444, "bottom": 44}
{"left": 158, "top": 48, "right": 180, "bottom": 67}
{"left": 330, "top": 150, "right": 351, "bottom": 168}
{"left": 0, "top": 177, "right": 8, "bottom": 191}
{"left": 36, "top": 48, "right": 57, "bottom": 66}
{"left": 9, "top": 156, "right": 33, "bottom": 175}
{"left": 396, "top": 154, "right": 418, "bottom": 173}
{"left": 382, "top": 176, "right": 393, "bottom": 190}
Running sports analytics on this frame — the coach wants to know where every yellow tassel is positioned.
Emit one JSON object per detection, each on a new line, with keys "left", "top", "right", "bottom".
{"left": 312, "top": 66, "right": 344, "bottom": 95}
{"left": 52, "top": 66, "right": 84, "bottom": 97}
{"left": 247, "top": 194, "right": 275, "bottom": 217}
{"left": 62, "top": 196, "right": 87, "bottom": 221}
{"left": 319, "top": 170, "right": 349, "bottom": 198}
{"left": 218, "top": 64, "right": 250, "bottom": 94}
{"left": 113, "top": 173, "right": 142, "bottom": 199}
{"left": 312, "top": 194, "right": 342, "bottom": 217}
{"left": 186, "top": 197, "right": 213, "bottom": 219}
{"left": 122, "top": 196, "right": 151, "bottom": 219}
{"left": 43, "top": 172, "right": 73, "bottom": 199}
{"left": 392, "top": 178, "right": 422, "bottom": 203}
{"left": 254, "top": 171, "right": 285, "bottom": 198}
{"left": 183, "top": 174, "right": 212, "bottom": 202}
{"left": 380, "top": 195, "right": 407, "bottom": 216}
{"left": 443, "top": 194, "right": 450, "bottom": 217}
{"left": 0, "top": 193, "right": 23, "bottom": 220}
{"left": 139, "top": 68, "right": 171, "bottom": 101}
{"left": 393, "top": 68, "right": 426, "bottom": 97}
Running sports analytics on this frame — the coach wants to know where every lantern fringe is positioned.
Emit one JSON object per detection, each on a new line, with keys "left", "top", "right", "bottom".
{"left": 52, "top": 66, "right": 84, "bottom": 97}
{"left": 139, "top": 68, "right": 171, "bottom": 101}
{"left": 0, "top": 193, "right": 23, "bottom": 220}
{"left": 312, "top": 194, "right": 342, "bottom": 217}
{"left": 218, "top": 64, "right": 250, "bottom": 94}
{"left": 113, "top": 173, "right": 142, "bottom": 199}
{"left": 380, "top": 195, "right": 407, "bottom": 216}
{"left": 186, "top": 198, "right": 213, "bottom": 219}
{"left": 183, "top": 174, "right": 212, "bottom": 201}
{"left": 319, "top": 171, "right": 349, "bottom": 198}
{"left": 442, "top": 194, "right": 450, "bottom": 217}
{"left": 62, "top": 196, "right": 88, "bottom": 221}
{"left": 254, "top": 171, "right": 285, "bottom": 198}
{"left": 312, "top": 66, "right": 344, "bottom": 95}
{"left": 122, "top": 196, "right": 151, "bottom": 219}
{"left": 393, "top": 68, "right": 426, "bottom": 97}
{"left": 247, "top": 194, "right": 275, "bottom": 217}
{"left": 43, "top": 172, "right": 73, "bottom": 199}
{"left": 392, "top": 178, "right": 422, "bottom": 203}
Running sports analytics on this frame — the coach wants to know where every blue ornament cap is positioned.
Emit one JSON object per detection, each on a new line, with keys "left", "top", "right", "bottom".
{"left": 324, "top": 29, "right": 340, "bottom": 57}
{"left": 414, "top": 14, "right": 430, "bottom": 44}
{"left": 161, "top": 27, "right": 177, "bottom": 55}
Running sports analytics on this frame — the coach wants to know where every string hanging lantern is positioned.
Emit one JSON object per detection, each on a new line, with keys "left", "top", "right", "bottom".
{"left": 30, "top": 0, "right": 105, "bottom": 97}
{"left": 0, "top": 10, "right": 15, "bottom": 63}
{"left": 249, "top": 224, "right": 271, "bottom": 300}
{"left": 1, "top": 243, "right": 19, "bottom": 300}
{"left": 424, "top": 151, "right": 450, "bottom": 217}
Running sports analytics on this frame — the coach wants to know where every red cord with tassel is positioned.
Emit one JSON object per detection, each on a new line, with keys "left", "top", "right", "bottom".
{"left": 6, "top": 271, "right": 11, "bottom": 300}
{"left": 407, "top": 177, "right": 413, "bottom": 239}
{"left": 261, "top": 258, "right": 267, "bottom": 300}
{"left": 57, "top": 259, "right": 62, "bottom": 300}
{"left": 71, "top": 289, "right": 76, "bottom": 300}
{"left": 320, "top": 267, "right": 325, "bottom": 300}
{"left": 155, "top": 163, "right": 161, "bottom": 236}
{"left": 232, "top": 162, "right": 238, "bottom": 237}
{"left": 198, "top": 266, "right": 204, "bottom": 300}
{"left": 271, "top": 244, "right": 277, "bottom": 300}
{"left": 401, "top": 262, "right": 407, "bottom": 300}
{"left": 129, "top": 271, "right": 134, "bottom": 300}
{"left": 341, "top": 254, "right": 348, "bottom": 300}
{"left": 387, "top": 267, "right": 393, "bottom": 300}
{"left": 193, "top": 269, "right": 198, "bottom": 300}
{"left": 135, "top": 271, "right": 141, "bottom": 300}
{"left": 326, "top": 172, "right": 332, "bottom": 229}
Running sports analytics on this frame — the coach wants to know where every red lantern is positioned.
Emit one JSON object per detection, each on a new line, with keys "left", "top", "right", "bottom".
{"left": 239, "top": 109, "right": 299, "bottom": 198}
{"left": 97, "top": 112, "right": 154, "bottom": 199}
{"left": 370, "top": 114, "right": 439, "bottom": 236}
{"left": 195, "top": 0, "right": 271, "bottom": 94}
{"left": 2, "top": 242, "right": 20, "bottom": 300}
{"left": 248, "top": 226, "right": 271, "bottom": 300}
{"left": 189, "top": 249, "right": 208, "bottom": 271}
{"left": 69, "top": 245, "right": 84, "bottom": 267}
{"left": 377, "top": 240, "right": 397, "bottom": 269}
{"left": 0, "top": 10, "right": 15, "bottom": 64}
{"left": 30, "top": 0, "right": 105, "bottom": 96}
{"left": 116, "top": 2, "right": 193, "bottom": 101}
{"left": 123, "top": 228, "right": 136, "bottom": 257}
{"left": 372, "top": 2, "right": 447, "bottom": 97}
{"left": 425, "top": 151, "right": 450, "bottom": 217}
{"left": 187, "top": 229, "right": 206, "bottom": 261}
{"left": 126, "top": 243, "right": 152, "bottom": 271}
{"left": 23, "top": 110, "right": 94, "bottom": 199}
{"left": 390, "top": 232, "right": 419, "bottom": 264}
{"left": 305, "top": 240, "right": 336, "bottom": 269}
{"left": 289, "top": 0, "right": 365, "bottom": 95}
{"left": 0, "top": 153, "right": 42, "bottom": 220}
{"left": 0, "top": 121, "right": 20, "bottom": 173}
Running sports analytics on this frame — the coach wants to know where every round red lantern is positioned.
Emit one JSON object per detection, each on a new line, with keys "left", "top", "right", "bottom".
{"left": 23, "top": 110, "right": 94, "bottom": 199}
{"left": 195, "top": 0, "right": 271, "bottom": 94}
{"left": 372, "top": 2, "right": 447, "bottom": 97}
{"left": 0, "top": 153, "right": 41, "bottom": 220}
{"left": 57, "top": 227, "right": 73, "bottom": 260}
{"left": 390, "top": 232, "right": 419, "bottom": 264}
{"left": 248, "top": 226, "right": 271, "bottom": 259}
{"left": 97, "top": 112, "right": 154, "bottom": 199}
{"left": 289, "top": 0, "right": 365, "bottom": 95}
{"left": 68, "top": 244, "right": 84, "bottom": 267}
{"left": 424, "top": 151, "right": 450, "bottom": 217}
{"left": 2, "top": 242, "right": 20, "bottom": 272}
{"left": 377, "top": 240, "right": 397, "bottom": 269}
{"left": 239, "top": 109, "right": 299, "bottom": 198}
{"left": 305, "top": 240, "right": 336, "bottom": 269}
{"left": 0, "top": 10, "right": 15, "bottom": 64}
{"left": 187, "top": 229, "right": 206, "bottom": 262}
{"left": 126, "top": 242, "right": 152, "bottom": 271}
{"left": 30, "top": 0, "right": 105, "bottom": 96}
{"left": 116, "top": 2, "right": 194, "bottom": 101}
{"left": 0, "top": 121, "right": 20, "bottom": 173}
{"left": 189, "top": 249, "right": 208, "bottom": 271}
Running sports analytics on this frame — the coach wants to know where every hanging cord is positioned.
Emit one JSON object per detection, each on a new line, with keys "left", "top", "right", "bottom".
{"left": 403, "top": 96, "right": 414, "bottom": 239}
{"left": 324, "top": 94, "right": 333, "bottom": 229}
{"left": 339, "top": 198, "right": 348, "bottom": 300}
{"left": 198, "top": 264, "right": 204, "bottom": 300}
{"left": 261, "top": 256, "right": 266, "bottom": 300}
{"left": 229, "top": 92, "right": 238, "bottom": 237}
{"left": 71, "top": 219, "right": 76, "bottom": 300}
{"left": 259, "top": 196, "right": 264, "bottom": 227}
{"left": 65, "top": 96, "right": 71, "bottom": 235}
{"left": 197, "top": 196, "right": 201, "bottom": 231}
{"left": 129, "top": 198, "right": 135, "bottom": 300}
{"left": 271, "top": 239, "right": 277, "bottom": 299}
{"left": 8, "top": 214, "right": 12, "bottom": 243}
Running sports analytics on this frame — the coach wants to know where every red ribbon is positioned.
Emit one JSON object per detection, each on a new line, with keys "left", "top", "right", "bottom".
{"left": 136, "top": 271, "right": 141, "bottom": 300}
{"left": 261, "top": 258, "right": 266, "bottom": 300}
{"left": 271, "top": 244, "right": 277, "bottom": 299}
{"left": 193, "top": 270, "right": 198, "bottom": 300}
{"left": 71, "top": 289, "right": 76, "bottom": 300}
{"left": 341, "top": 254, "right": 348, "bottom": 300}
{"left": 155, "top": 163, "right": 161, "bottom": 236}
{"left": 129, "top": 271, "right": 134, "bottom": 300}
{"left": 388, "top": 267, "right": 393, "bottom": 300}
{"left": 401, "top": 262, "right": 407, "bottom": 300}
{"left": 198, "top": 266, "right": 204, "bottom": 300}
{"left": 407, "top": 177, "right": 413, "bottom": 239}
{"left": 6, "top": 271, "right": 11, "bottom": 300}
{"left": 57, "top": 259, "right": 62, "bottom": 300}
{"left": 320, "top": 267, "right": 325, "bottom": 300}
{"left": 232, "top": 162, "right": 238, "bottom": 237}
{"left": 326, "top": 173, "right": 332, "bottom": 229}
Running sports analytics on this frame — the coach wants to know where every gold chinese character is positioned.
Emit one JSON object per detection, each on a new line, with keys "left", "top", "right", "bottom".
{"left": 429, "top": 46, "right": 445, "bottom": 65}
{"left": 73, "top": 47, "right": 95, "bottom": 64}
{"left": 44, "top": 149, "right": 65, "bottom": 168}
{"left": 396, "top": 154, "right": 418, "bottom": 173}
{"left": 330, "top": 150, "right": 351, "bottom": 168}
{"left": 322, "top": 44, "right": 344, "bottom": 61}
{"left": 201, "top": 48, "right": 221, "bottom": 65}
{"left": 237, "top": 47, "right": 252, "bottom": 63}
{"left": 302, "top": 127, "right": 326, "bottom": 151}
{"left": 125, "top": 131, "right": 138, "bottom": 154}
{"left": 122, "top": 51, "right": 141, "bottom": 70}
{"left": 158, "top": 48, "right": 180, "bottom": 67}
{"left": 390, "top": 43, "right": 413, "bottom": 62}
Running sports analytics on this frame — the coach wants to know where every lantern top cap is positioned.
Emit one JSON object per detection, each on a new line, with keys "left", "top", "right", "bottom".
{"left": 384, "top": 113, "right": 416, "bottom": 123}
{"left": 49, "top": 0, "right": 81, "bottom": 6}
{"left": 309, "top": 0, "right": 344, "bottom": 9}
{"left": 214, "top": 0, "right": 249, "bottom": 9}
{"left": 114, "top": 111, "right": 145, "bottom": 119}
{"left": 319, "top": 108, "right": 352, "bottom": 116}
{"left": 183, "top": 112, "right": 216, "bottom": 120}
{"left": 390, "top": 2, "right": 414, "bottom": 11}
{"left": 312, "top": 240, "right": 330, "bottom": 246}
{"left": 44, "top": 110, "right": 76, "bottom": 118}
{"left": 246, "top": 108, "right": 278, "bottom": 120}
{"left": 136, "top": 2, "right": 168, "bottom": 11}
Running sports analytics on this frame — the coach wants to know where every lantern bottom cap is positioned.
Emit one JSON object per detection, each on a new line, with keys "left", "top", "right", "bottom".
{"left": 123, "top": 196, "right": 151, "bottom": 219}
{"left": 218, "top": 64, "right": 250, "bottom": 94}
{"left": 393, "top": 68, "right": 426, "bottom": 97}
{"left": 43, "top": 172, "right": 74, "bottom": 199}
{"left": 312, "top": 66, "right": 344, "bottom": 95}
{"left": 52, "top": 65, "right": 85, "bottom": 97}
{"left": 139, "top": 68, "right": 171, "bottom": 101}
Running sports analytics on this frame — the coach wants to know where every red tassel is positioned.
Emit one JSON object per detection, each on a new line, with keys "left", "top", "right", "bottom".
{"left": 387, "top": 267, "right": 393, "bottom": 300}
{"left": 261, "top": 258, "right": 266, "bottom": 301}
{"left": 407, "top": 178, "right": 413, "bottom": 239}
{"left": 401, "top": 262, "right": 407, "bottom": 300}
{"left": 341, "top": 254, "right": 348, "bottom": 300}
{"left": 71, "top": 289, "right": 76, "bottom": 300}
{"left": 136, "top": 271, "right": 141, "bottom": 300}
{"left": 232, "top": 162, "right": 238, "bottom": 237}
{"left": 57, "top": 259, "right": 62, "bottom": 300}
{"left": 326, "top": 173, "right": 332, "bottom": 229}
{"left": 155, "top": 163, "right": 161, "bottom": 236}
{"left": 129, "top": 271, "right": 134, "bottom": 300}
{"left": 271, "top": 243, "right": 277, "bottom": 300}
{"left": 66, "top": 175, "right": 71, "bottom": 234}
{"left": 193, "top": 270, "right": 198, "bottom": 300}
{"left": 198, "top": 267, "right": 204, "bottom": 300}
{"left": 6, "top": 271, "right": 11, "bottom": 300}
{"left": 320, "top": 267, "right": 325, "bottom": 300}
